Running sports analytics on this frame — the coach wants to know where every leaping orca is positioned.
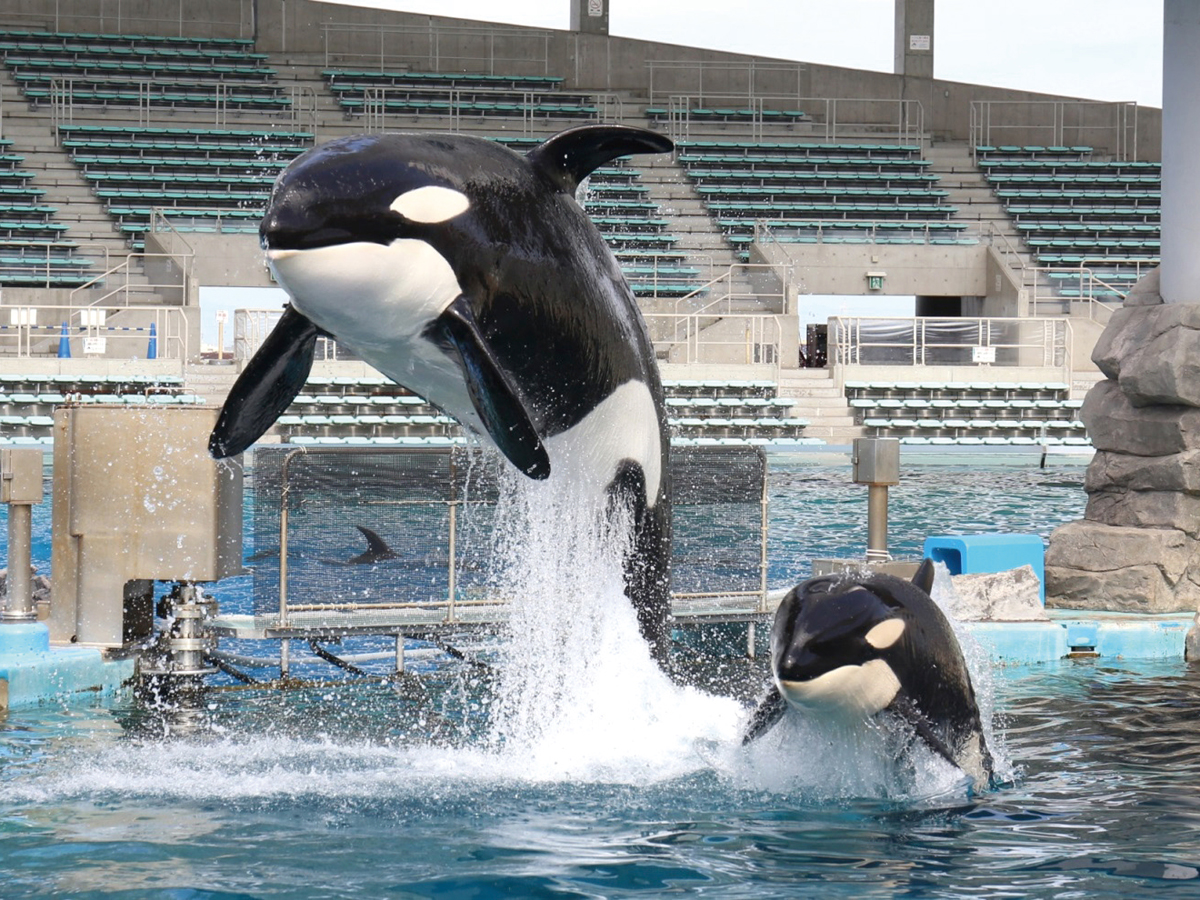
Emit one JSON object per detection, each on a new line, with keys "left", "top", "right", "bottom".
{"left": 744, "top": 560, "right": 995, "bottom": 788}
{"left": 209, "top": 125, "right": 675, "bottom": 664}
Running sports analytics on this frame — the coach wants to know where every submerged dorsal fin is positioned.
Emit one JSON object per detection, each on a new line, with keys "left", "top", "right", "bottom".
{"left": 526, "top": 124, "right": 673, "bottom": 194}
{"left": 355, "top": 525, "right": 393, "bottom": 558}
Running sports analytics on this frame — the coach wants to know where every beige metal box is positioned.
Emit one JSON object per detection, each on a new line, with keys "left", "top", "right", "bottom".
{"left": 1, "top": 448, "right": 43, "bottom": 504}
{"left": 49, "top": 405, "right": 243, "bottom": 648}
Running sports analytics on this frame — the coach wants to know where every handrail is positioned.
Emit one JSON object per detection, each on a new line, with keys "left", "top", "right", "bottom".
{"left": 0, "top": 242, "right": 109, "bottom": 290}
{"left": 666, "top": 96, "right": 924, "bottom": 145}
{"left": 644, "top": 310, "right": 783, "bottom": 372}
{"left": 646, "top": 59, "right": 805, "bottom": 107}
{"left": 0, "top": 304, "right": 189, "bottom": 360}
{"left": 969, "top": 99, "right": 1140, "bottom": 161}
{"left": 30, "top": 0, "right": 254, "bottom": 38}
{"left": 1027, "top": 265, "right": 1125, "bottom": 324}
{"left": 829, "top": 315, "right": 1071, "bottom": 377}
{"left": 672, "top": 262, "right": 789, "bottom": 315}
{"left": 322, "top": 21, "right": 553, "bottom": 75}
{"left": 69, "top": 252, "right": 194, "bottom": 309}
{"left": 361, "top": 85, "right": 621, "bottom": 135}
{"left": 48, "top": 74, "right": 302, "bottom": 129}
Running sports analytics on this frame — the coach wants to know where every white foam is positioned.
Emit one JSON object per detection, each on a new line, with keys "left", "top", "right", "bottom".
{"left": 482, "top": 463, "right": 741, "bottom": 782}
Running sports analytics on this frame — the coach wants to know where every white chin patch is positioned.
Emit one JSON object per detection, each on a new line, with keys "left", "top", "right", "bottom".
{"left": 268, "top": 240, "right": 461, "bottom": 344}
{"left": 390, "top": 185, "right": 470, "bottom": 223}
{"left": 777, "top": 658, "right": 901, "bottom": 719}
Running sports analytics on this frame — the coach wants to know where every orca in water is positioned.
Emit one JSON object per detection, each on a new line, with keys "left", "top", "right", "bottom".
{"left": 348, "top": 525, "right": 398, "bottom": 565}
{"left": 209, "top": 125, "right": 675, "bottom": 663}
{"left": 743, "top": 560, "right": 994, "bottom": 787}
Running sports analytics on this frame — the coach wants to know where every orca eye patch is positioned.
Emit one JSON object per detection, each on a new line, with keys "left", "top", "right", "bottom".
{"left": 389, "top": 185, "right": 470, "bottom": 223}
{"left": 865, "top": 618, "right": 906, "bottom": 649}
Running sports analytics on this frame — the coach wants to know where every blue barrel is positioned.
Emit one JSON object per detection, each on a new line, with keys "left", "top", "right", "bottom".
{"left": 922, "top": 533, "right": 1046, "bottom": 603}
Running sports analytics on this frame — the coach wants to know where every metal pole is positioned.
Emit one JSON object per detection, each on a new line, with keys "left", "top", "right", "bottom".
{"left": 866, "top": 484, "right": 890, "bottom": 563}
{"left": 1161, "top": 0, "right": 1200, "bottom": 304}
{"left": 3, "top": 504, "right": 34, "bottom": 622}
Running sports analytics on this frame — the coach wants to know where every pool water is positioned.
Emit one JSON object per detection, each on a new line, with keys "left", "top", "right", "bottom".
{"left": 9, "top": 458, "right": 1199, "bottom": 898}
{"left": 5, "top": 661, "right": 1200, "bottom": 898}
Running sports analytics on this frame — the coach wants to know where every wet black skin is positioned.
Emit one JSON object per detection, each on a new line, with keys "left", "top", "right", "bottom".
{"left": 208, "top": 125, "right": 676, "bottom": 665}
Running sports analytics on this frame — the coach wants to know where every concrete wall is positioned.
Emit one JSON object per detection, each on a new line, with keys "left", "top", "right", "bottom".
{"left": 2, "top": 0, "right": 1161, "bottom": 159}
{"left": 762, "top": 241, "right": 989, "bottom": 299}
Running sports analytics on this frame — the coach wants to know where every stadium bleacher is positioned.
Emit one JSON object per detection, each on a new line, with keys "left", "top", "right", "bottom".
{"left": 0, "top": 30, "right": 287, "bottom": 112}
{"left": 980, "top": 145, "right": 1160, "bottom": 298}
{"left": 678, "top": 141, "right": 968, "bottom": 257}
{"left": 57, "top": 124, "right": 314, "bottom": 247}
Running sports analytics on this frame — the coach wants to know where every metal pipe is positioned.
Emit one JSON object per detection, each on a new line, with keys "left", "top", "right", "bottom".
{"left": 1162, "top": 0, "right": 1200, "bottom": 304}
{"left": 3, "top": 504, "right": 34, "bottom": 622}
{"left": 866, "top": 484, "right": 890, "bottom": 563}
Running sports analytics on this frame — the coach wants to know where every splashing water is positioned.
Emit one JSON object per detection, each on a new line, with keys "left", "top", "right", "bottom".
{"left": 483, "top": 465, "right": 743, "bottom": 782}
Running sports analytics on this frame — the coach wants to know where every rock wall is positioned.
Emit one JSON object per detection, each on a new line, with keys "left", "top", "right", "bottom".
{"left": 1045, "top": 269, "right": 1200, "bottom": 612}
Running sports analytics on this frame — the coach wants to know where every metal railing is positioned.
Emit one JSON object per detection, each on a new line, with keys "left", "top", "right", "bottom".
{"left": 647, "top": 60, "right": 804, "bottom": 107}
{"left": 69, "top": 252, "right": 194, "bottom": 309}
{"left": 665, "top": 95, "right": 924, "bottom": 145}
{"left": 360, "top": 86, "right": 622, "bottom": 135}
{"left": 830, "top": 316, "right": 1071, "bottom": 374}
{"left": 0, "top": 304, "right": 189, "bottom": 360}
{"left": 7, "top": 0, "right": 254, "bottom": 38}
{"left": 671, "top": 263, "right": 789, "bottom": 315}
{"left": 752, "top": 219, "right": 978, "bottom": 247}
{"left": 49, "top": 79, "right": 317, "bottom": 131}
{"left": 234, "top": 308, "right": 341, "bottom": 362}
{"left": 256, "top": 445, "right": 771, "bottom": 635}
{"left": 969, "top": 100, "right": 1140, "bottom": 161}
{"left": 646, "top": 308, "right": 784, "bottom": 368}
{"left": 0, "top": 242, "right": 110, "bottom": 290}
{"left": 1027, "top": 266, "right": 1127, "bottom": 323}
{"left": 321, "top": 22, "right": 553, "bottom": 75}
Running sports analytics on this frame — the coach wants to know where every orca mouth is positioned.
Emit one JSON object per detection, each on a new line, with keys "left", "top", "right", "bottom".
{"left": 260, "top": 225, "right": 361, "bottom": 253}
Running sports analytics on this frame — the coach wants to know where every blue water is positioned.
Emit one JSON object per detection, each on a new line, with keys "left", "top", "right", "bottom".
{"left": 9, "top": 457, "right": 1200, "bottom": 898}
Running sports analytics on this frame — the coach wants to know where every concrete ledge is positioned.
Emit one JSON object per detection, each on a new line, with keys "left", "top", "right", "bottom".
{"left": 966, "top": 610, "right": 1191, "bottom": 665}
{"left": 0, "top": 623, "right": 135, "bottom": 710}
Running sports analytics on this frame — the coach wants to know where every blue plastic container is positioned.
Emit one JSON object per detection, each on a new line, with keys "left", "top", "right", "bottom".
{"left": 923, "top": 533, "right": 1046, "bottom": 603}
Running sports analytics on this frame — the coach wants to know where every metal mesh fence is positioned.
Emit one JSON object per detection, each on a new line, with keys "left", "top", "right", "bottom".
{"left": 250, "top": 444, "right": 766, "bottom": 617}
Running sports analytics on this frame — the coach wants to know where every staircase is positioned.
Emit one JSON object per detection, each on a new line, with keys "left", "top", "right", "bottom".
{"left": 184, "top": 362, "right": 238, "bottom": 407}
{"left": 777, "top": 368, "right": 862, "bottom": 445}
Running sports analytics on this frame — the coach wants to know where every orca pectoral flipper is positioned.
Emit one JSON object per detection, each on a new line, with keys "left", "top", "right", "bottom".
{"left": 888, "top": 692, "right": 961, "bottom": 769}
{"left": 431, "top": 295, "right": 550, "bottom": 480}
{"left": 742, "top": 685, "right": 788, "bottom": 745}
{"left": 209, "top": 305, "right": 324, "bottom": 458}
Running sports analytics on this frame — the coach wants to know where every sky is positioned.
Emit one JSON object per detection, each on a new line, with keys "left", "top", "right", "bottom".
{"left": 203, "top": 0, "right": 1164, "bottom": 346}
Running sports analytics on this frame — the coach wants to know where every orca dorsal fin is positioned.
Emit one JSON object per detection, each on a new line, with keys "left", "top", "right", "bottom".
{"left": 355, "top": 525, "right": 393, "bottom": 557}
{"left": 526, "top": 125, "right": 673, "bottom": 194}
{"left": 912, "top": 558, "right": 936, "bottom": 595}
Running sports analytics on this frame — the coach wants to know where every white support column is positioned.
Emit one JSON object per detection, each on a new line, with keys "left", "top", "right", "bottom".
{"left": 1160, "top": 0, "right": 1200, "bottom": 304}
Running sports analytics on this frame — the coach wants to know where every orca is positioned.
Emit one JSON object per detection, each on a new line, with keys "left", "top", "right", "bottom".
{"left": 209, "top": 125, "right": 675, "bottom": 663}
{"left": 348, "top": 525, "right": 398, "bottom": 565}
{"left": 743, "top": 560, "right": 994, "bottom": 788}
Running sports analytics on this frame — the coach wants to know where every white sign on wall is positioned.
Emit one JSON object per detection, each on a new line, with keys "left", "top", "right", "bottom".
{"left": 972, "top": 345, "right": 997, "bottom": 364}
{"left": 588, "top": 0, "right": 603, "bottom": 16}
{"left": 909, "top": 34, "right": 931, "bottom": 51}
{"left": 84, "top": 337, "right": 107, "bottom": 355}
